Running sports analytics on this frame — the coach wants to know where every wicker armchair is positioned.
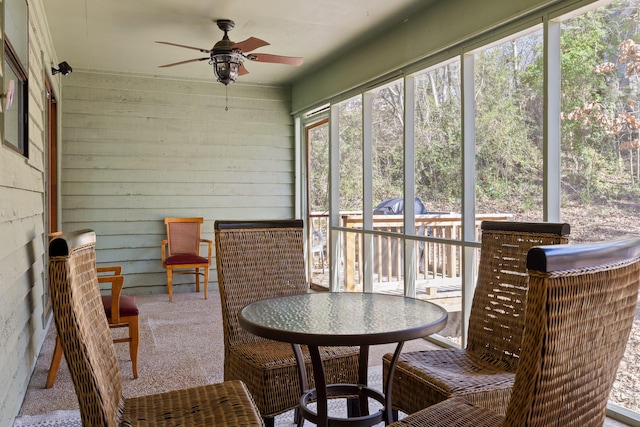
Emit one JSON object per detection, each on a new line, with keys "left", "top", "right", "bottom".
{"left": 214, "top": 220, "right": 360, "bottom": 427}
{"left": 49, "top": 229, "right": 263, "bottom": 426}
{"left": 383, "top": 221, "right": 570, "bottom": 416}
{"left": 389, "top": 235, "right": 640, "bottom": 427}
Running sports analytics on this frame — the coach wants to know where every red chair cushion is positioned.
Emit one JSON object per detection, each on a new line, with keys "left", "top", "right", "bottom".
{"left": 102, "top": 295, "right": 139, "bottom": 317}
{"left": 166, "top": 254, "right": 208, "bottom": 265}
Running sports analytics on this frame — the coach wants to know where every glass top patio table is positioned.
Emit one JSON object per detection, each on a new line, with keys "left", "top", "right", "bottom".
{"left": 239, "top": 292, "right": 447, "bottom": 346}
{"left": 239, "top": 292, "right": 448, "bottom": 427}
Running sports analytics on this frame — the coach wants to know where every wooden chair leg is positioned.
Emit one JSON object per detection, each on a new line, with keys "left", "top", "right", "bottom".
{"left": 203, "top": 267, "right": 209, "bottom": 300}
{"left": 167, "top": 268, "right": 173, "bottom": 302}
{"left": 129, "top": 317, "right": 139, "bottom": 379}
{"left": 195, "top": 268, "right": 201, "bottom": 293}
{"left": 45, "top": 336, "right": 63, "bottom": 388}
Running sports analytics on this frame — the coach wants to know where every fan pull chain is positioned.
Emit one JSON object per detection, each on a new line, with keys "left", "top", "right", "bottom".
{"left": 225, "top": 86, "right": 229, "bottom": 111}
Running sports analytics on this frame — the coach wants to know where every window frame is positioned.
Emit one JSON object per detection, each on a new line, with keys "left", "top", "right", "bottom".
{"left": 299, "top": 0, "right": 640, "bottom": 423}
{"left": 3, "top": 0, "right": 29, "bottom": 158}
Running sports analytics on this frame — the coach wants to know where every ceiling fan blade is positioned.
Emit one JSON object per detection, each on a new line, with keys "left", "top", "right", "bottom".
{"left": 239, "top": 63, "right": 250, "bottom": 76}
{"left": 231, "top": 37, "right": 270, "bottom": 53}
{"left": 248, "top": 53, "right": 304, "bottom": 66}
{"left": 158, "top": 57, "right": 210, "bottom": 68}
{"left": 156, "top": 41, "right": 211, "bottom": 54}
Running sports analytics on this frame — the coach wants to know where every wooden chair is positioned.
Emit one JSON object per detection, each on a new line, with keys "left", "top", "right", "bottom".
{"left": 48, "top": 229, "right": 264, "bottom": 426}
{"left": 383, "top": 221, "right": 570, "bottom": 416}
{"left": 161, "top": 217, "right": 212, "bottom": 302}
{"left": 214, "top": 220, "right": 360, "bottom": 427}
{"left": 389, "top": 235, "right": 640, "bottom": 427}
{"left": 46, "top": 264, "right": 139, "bottom": 387}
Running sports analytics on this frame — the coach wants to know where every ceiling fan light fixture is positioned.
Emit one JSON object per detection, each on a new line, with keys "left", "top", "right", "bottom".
{"left": 156, "top": 17, "right": 302, "bottom": 88}
{"left": 212, "top": 51, "right": 243, "bottom": 85}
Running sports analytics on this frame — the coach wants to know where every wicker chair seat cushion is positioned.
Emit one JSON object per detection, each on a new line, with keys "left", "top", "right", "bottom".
{"left": 165, "top": 254, "right": 208, "bottom": 265}
{"left": 121, "top": 380, "right": 263, "bottom": 426}
{"left": 101, "top": 295, "right": 139, "bottom": 317}
{"left": 390, "top": 396, "right": 502, "bottom": 427}
{"left": 384, "top": 348, "right": 514, "bottom": 415}
{"left": 227, "top": 341, "right": 359, "bottom": 417}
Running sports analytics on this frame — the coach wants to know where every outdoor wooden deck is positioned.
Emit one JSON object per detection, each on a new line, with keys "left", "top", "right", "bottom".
{"left": 310, "top": 213, "right": 512, "bottom": 291}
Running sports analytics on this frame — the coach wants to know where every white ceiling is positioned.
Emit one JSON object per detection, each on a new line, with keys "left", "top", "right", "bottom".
{"left": 43, "top": 0, "right": 436, "bottom": 86}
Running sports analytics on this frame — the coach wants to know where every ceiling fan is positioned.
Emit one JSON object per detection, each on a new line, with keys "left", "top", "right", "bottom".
{"left": 156, "top": 19, "right": 304, "bottom": 85}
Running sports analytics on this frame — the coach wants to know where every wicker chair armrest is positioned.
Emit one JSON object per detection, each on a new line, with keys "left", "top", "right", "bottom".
{"left": 481, "top": 220, "right": 570, "bottom": 235}
{"left": 527, "top": 235, "right": 640, "bottom": 272}
{"left": 49, "top": 229, "right": 96, "bottom": 256}
{"left": 215, "top": 219, "right": 303, "bottom": 230}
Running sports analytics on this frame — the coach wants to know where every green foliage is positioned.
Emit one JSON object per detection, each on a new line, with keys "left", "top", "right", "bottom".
{"left": 560, "top": 1, "right": 640, "bottom": 201}
{"left": 473, "top": 32, "right": 545, "bottom": 214}
{"left": 308, "top": 123, "right": 329, "bottom": 212}
{"left": 338, "top": 97, "right": 364, "bottom": 211}
{"left": 307, "top": 0, "right": 640, "bottom": 219}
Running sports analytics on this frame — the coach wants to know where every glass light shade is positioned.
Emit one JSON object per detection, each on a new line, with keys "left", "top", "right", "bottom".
{"left": 212, "top": 52, "right": 242, "bottom": 85}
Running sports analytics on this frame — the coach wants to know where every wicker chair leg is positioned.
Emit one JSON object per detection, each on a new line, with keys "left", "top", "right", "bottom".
{"left": 263, "top": 416, "right": 274, "bottom": 427}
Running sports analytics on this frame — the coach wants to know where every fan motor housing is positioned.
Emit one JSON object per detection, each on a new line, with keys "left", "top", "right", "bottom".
{"left": 213, "top": 19, "right": 236, "bottom": 51}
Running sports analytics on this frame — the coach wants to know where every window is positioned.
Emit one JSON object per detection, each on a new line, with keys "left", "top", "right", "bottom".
{"left": 3, "top": 39, "right": 28, "bottom": 156}
{"left": 559, "top": 0, "right": 640, "bottom": 415}
{"left": 338, "top": 96, "right": 364, "bottom": 213}
{"left": 3, "top": 0, "right": 28, "bottom": 156}
{"left": 474, "top": 29, "right": 544, "bottom": 222}
{"left": 414, "top": 61, "right": 462, "bottom": 217}
{"left": 371, "top": 79, "right": 405, "bottom": 216}
{"left": 337, "top": 96, "right": 363, "bottom": 292}
{"left": 301, "top": 0, "right": 640, "bottom": 420}
{"left": 414, "top": 61, "right": 463, "bottom": 341}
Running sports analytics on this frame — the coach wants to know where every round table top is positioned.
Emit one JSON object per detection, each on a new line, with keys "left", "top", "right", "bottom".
{"left": 239, "top": 292, "right": 448, "bottom": 346}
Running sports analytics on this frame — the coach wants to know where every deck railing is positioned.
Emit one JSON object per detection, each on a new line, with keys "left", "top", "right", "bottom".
{"left": 309, "top": 212, "right": 512, "bottom": 291}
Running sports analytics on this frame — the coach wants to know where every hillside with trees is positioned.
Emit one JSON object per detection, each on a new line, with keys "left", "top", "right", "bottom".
{"left": 319, "top": 0, "right": 640, "bottom": 245}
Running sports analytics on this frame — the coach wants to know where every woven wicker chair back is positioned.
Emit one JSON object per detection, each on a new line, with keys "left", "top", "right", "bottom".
{"left": 167, "top": 219, "right": 202, "bottom": 256}
{"left": 466, "top": 221, "right": 570, "bottom": 370}
{"left": 48, "top": 230, "right": 124, "bottom": 427}
{"left": 214, "top": 220, "right": 308, "bottom": 347}
{"left": 504, "top": 237, "right": 640, "bottom": 426}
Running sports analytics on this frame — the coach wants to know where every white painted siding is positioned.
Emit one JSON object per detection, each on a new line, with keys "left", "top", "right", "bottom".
{"left": 60, "top": 71, "right": 295, "bottom": 295}
{"left": 0, "top": 1, "right": 61, "bottom": 425}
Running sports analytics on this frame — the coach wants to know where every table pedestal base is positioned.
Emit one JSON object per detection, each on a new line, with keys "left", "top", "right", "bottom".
{"left": 299, "top": 384, "right": 386, "bottom": 427}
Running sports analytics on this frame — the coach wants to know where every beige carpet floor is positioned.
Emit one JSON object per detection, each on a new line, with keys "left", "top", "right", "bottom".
{"left": 16, "top": 289, "right": 439, "bottom": 425}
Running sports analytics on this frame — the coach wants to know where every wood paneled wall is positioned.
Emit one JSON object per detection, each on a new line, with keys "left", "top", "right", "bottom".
{"left": 60, "top": 71, "right": 295, "bottom": 295}
{"left": 0, "top": 1, "right": 60, "bottom": 425}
